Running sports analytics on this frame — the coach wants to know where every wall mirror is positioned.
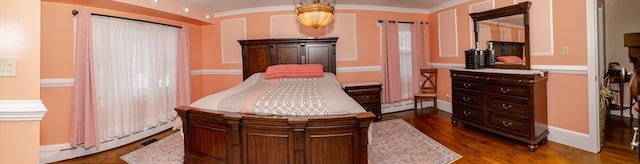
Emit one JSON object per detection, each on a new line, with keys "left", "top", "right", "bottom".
{"left": 470, "top": 1, "right": 531, "bottom": 70}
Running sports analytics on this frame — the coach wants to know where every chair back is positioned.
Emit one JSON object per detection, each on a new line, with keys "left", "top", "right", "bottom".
{"left": 419, "top": 68, "right": 437, "bottom": 94}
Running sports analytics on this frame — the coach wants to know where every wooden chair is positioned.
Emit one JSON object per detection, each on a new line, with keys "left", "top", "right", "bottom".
{"left": 414, "top": 68, "right": 438, "bottom": 115}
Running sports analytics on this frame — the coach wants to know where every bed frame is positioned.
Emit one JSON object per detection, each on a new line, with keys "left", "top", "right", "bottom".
{"left": 488, "top": 40, "right": 525, "bottom": 59}
{"left": 176, "top": 38, "right": 375, "bottom": 164}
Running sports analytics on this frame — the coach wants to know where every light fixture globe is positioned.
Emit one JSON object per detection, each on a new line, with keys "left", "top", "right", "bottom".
{"left": 295, "top": 0, "right": 335, "bottom": 32}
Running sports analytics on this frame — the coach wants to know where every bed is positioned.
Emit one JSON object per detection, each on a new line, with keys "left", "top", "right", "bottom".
{"left": 175, "top": 38, "right": 374, "bottom": 164}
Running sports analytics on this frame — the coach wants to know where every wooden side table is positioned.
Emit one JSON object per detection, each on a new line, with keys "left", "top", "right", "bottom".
{"left": 343, "top": 82, "right": 382, "bottom": 121}
{"left": 607, "top": 76, "right": 633, "bottom": 123}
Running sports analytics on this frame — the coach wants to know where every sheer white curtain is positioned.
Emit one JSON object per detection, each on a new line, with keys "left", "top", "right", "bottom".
{"left": 398, "top": 23, "right": 413, "bottom": 99}
{"left": 91, "top": 16, "right": 178, "bottom": 141}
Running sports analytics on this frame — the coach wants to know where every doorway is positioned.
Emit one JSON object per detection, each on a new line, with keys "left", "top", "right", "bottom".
{"left": 599, "top": 0, "right": 640, "bottom": 152}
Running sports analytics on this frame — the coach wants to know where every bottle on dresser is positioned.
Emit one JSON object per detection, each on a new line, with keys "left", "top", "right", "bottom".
{"left": 465, "top": 42, "right": 484, "bottom": 69}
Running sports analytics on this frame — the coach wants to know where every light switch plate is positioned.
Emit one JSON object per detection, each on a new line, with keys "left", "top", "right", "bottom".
{"left": 562, "top": 46, "right": 569, "bottom": 56}
{"left": 0, "top": 56, "right": 17, "bottom": 77}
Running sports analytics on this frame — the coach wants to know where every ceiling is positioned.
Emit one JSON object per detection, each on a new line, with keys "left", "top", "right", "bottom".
{"left": 183, "top": 0, "right": 460, "bottom": 15}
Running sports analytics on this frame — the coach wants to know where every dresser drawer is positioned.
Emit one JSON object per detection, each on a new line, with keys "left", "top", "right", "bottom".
{"left": 349, "top": 94, "right": 380, "bottom": 104}
{"left": 486, "top": 84, "right": 528, "bottom": 97}
{"left": 452, "top": 80, "right": 484, "bottom": 91}
{"left": 488, "top": 114, "right": 530, "bottom": 137}
{"left": 487, "top": 98, "right": 529, "bottom": 117}
{"left": 452, "top": 91, "right": 482, "bottom": 106}
{"left": 453, "top": 105, "right": 483, "bottom": 123}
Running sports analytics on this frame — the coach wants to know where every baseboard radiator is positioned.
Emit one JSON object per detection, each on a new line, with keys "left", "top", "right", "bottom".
{"left": 39, "top": 118, "right": 176, "bottom": 163}
{"left": 382, "top": 99, "right": 439, "bottom": 114}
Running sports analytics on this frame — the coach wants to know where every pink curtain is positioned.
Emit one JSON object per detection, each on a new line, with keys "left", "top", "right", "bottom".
{"left": 71, "top": 9, "right": 99, "bottom": 149}
{"left": 177, "top": 26, "right": 192, "bottom": 106}
{"left": 174, "top": 26, "right": 192, "bottom": 130}
{"left": 411, "top": 22, "right": 428, "bottom": 94}
{"left": 381, "top": 20, "right": 402, "bottom": 103}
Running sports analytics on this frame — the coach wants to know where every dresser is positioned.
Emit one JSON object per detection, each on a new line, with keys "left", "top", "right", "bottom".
{"left": 343, "top": 82, "right": 382, "bottom": 121}
{"left": 450, "top": 69, "right": 548, "bottom": 151}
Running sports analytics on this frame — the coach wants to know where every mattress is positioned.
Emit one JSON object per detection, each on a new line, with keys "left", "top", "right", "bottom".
{"left": 191, "top": 73, "right": 366, "bottom": 116}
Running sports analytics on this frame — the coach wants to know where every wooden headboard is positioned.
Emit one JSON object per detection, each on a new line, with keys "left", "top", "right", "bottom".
{"left": 489, "top": 41, "right": 525, "bottom": 59}
{"left": 239, "top": 37, "right": 338, "bottom": 80}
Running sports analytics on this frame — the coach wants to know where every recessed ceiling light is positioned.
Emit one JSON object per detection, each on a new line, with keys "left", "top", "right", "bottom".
{"left": 151, "top": 0, "right": 159, "bottom": 6}
{"left": 183, "top": 6, "right": 189, "bottom": 14}
{"left": 205, "top": 13, "right": 210, "bottom": 20}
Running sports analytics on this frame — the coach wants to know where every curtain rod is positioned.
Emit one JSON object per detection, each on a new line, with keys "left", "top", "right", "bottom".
{"left": 72, "top": 10, "right": 181, "bottom": 29}
{"left": 377, "top": 20, "right": 428, "bottom": 25}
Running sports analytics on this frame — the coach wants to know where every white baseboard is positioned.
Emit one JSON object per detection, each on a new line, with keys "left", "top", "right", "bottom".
{"left": 547, "top": 125, "right": 598, "bottom": 153}
{"left": 39, "top": 120, "right": 175, "bottom": 164}
{"left": 607, "top": 105, "right": 638, "bottom": 119}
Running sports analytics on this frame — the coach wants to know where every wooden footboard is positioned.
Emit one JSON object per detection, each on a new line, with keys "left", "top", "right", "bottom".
{"left": 176, "top": 106, "right": 375, "bottom": 164}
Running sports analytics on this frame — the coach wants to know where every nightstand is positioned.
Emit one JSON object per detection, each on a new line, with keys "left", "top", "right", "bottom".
{"left": 343, "top": 82, "right": 382, "bottom": 121}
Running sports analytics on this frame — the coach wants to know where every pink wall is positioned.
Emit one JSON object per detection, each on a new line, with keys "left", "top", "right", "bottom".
{"left": 0, "top": 0, "right": 41, "bottom": 100}
{"left": 194, "top": 9, "right": 429, "bottom": 99}
{"left": 429, "top": 0, "right": 590, "bottom": 133}
{"left": 35, "top": 0, "right": 595, "bottom": 159}
{"left": 0, "top": 0, "right": 42, "bottom": 163}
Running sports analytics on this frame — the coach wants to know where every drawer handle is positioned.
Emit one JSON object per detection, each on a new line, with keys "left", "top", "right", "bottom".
{"left": 462, "top": 97, "right": 471, "bottom": 101}
{"left": 463, "top": 111, "right": 472, "bottom": 116}
{"left": 500, "top": 87, "right": 511, "bottom": 93}
{"left": 463, "top": 83, "right": 471, "bottom": 88}
{"left": 502, "top": 120, "right": 512, "bottom": 127}
{"left": 364, "top": 95, "right": 370, "bottom": 100}
{"left": 502, "top": 104, "right": 512, "bottom": 110}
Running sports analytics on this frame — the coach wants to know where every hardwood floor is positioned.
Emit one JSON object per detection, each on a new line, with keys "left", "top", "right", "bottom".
{"left": 54, "top": 108, "right": 640, "bottom": 164}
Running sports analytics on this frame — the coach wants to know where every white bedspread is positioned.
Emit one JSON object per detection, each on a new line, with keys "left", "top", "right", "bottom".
{"left": 191, "top": 73, "right": 366, "bottom": 116}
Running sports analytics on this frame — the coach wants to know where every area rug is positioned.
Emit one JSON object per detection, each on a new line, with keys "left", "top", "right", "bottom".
{"left": 120, "top": 132, "right": 183, "bottom": 164}
{"left": 121, "top": 119, "right": 461, "bottom": 164}
{"left": 369, "top": 119, "right": 461, "bottom": 164}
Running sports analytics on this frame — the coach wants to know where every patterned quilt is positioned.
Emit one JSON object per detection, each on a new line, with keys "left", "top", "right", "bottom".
{"left": 191, "top": 73, "right": 364, "bottom": 116}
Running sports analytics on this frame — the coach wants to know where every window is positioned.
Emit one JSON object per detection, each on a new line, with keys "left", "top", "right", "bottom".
{"left": 398, "top": 23, "right": 412, "bottom": 99}
{"left": 91, "top": 15, "right": 178, "bottom": 141}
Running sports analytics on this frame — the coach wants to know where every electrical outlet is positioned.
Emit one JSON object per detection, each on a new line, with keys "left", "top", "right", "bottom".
{"left": 562, "top": 46, "right": 569, "bottom": 56}
{"left": 0, "top": 56, "right": 17, "bottom": 77}
{"left": 446, "top": 93, "right": 450, "bottom": 100}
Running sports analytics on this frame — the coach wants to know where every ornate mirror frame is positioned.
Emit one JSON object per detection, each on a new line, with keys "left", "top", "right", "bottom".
{"left": 470, "top": 1, "right": 531, "bottom": 70}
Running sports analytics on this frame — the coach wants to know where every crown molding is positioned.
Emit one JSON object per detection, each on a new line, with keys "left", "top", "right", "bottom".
{"left": 427, "top": 0, "right": 470, "bottom": 14}
{"left": 214, "top": 4, "right": 434, "bottom": 18}
{"left": 336, "top": 4, "right": 428, "bottom": 14}
{"left": 214, "top": 5, "right": 293, "bottom": 17}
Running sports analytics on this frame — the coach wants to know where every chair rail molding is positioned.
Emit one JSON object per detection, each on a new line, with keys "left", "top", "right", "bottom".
{"left": 0, "top": 100, "right": 47, "bottom": 121}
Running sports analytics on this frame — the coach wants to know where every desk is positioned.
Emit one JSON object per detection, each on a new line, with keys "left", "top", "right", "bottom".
{"left": 607, "top": 76, "right": 633, "bottom": 122}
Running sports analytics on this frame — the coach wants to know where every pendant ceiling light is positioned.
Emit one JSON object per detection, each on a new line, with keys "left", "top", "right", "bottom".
{"left": 294, "top": 0, "right": 336, "bottom": 32}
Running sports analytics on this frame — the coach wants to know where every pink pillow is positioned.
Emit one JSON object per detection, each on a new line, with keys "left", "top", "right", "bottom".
{"left": 263, "top": 64, "right": 324, "bottom": 79}
{"left": 496, "top": 56, "right": 524, "bottom": 64}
